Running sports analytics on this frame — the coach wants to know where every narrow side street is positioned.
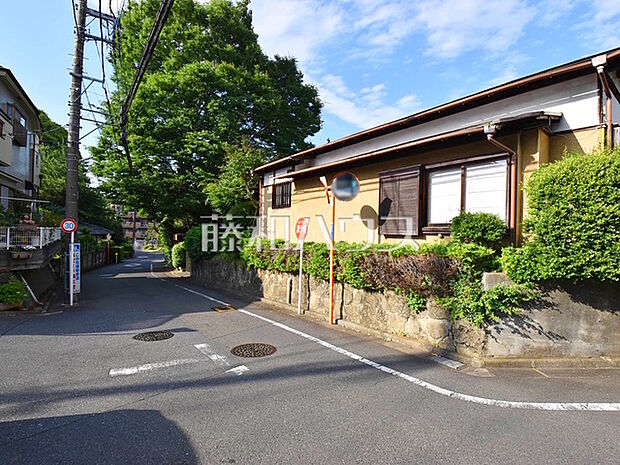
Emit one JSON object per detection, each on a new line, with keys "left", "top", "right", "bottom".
{"left": 0, "top": 252, "right": 618, "bottom": 464}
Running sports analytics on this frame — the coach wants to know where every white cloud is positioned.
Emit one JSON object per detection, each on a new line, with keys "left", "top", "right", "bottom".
{"left": 250, "top": 0, "right": 344, "bottom": 63}
{"left": 412, "top": 0, "right": 536, "bottom": 59}
{"left": 317, "top": 75, "right": 419, "bottom": 129}
{"left": 577, "top": 0, "right": 620, "bottom": 50}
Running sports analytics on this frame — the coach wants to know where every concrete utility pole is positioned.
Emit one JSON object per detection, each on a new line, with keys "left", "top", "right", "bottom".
{"left": 66, "top": 0, "right": 87, "bottom": 222}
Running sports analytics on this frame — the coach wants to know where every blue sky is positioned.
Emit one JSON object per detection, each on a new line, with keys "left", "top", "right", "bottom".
{"left": 1, "top": 0, "right": 619, "bottom": 159}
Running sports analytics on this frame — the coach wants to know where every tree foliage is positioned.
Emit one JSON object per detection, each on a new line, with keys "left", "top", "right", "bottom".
{"left": 39, "top": 112, "right": 122, "bottom": 238}
{"left": 92, "top": 0, "right": 321, "bottom": 241}
{"left": 204, "top": 141, "right": 266, "bottom": 215}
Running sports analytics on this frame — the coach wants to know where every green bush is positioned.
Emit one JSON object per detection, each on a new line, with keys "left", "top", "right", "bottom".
{"left": 450, "top": 212, "right": 507, "bottom": 249}
{"left": 0, "top": 277, "right": 28, "bottom": 305}
{"left": 438, "top": 282, "right": 538, "bottom": 327}
{"left": 447, "top": 242, "right": 500, "bottom": 279}
{"left": 504, "top": 148, "right": 620, "bottom": 283}
{"left": 171, "top": 242, "right": 186, "bottom": 269}
{"left": 122, "top": 244, "right": 134, "bottom": 259}
{"left": 184, "top": 226, "right": 204, "bottom": 261}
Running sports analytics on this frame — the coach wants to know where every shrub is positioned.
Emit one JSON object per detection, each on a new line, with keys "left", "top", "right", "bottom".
{"left": 506, "top": 148, "right": 620, "bottom": 282}
{"left": 171, "top": 242, "right": 186, "bottom": 269}
{"left": 184, "top": 226, "right": 204, "bottom": 261}
{"left": 447, "top": 242, "right": 500, "bottom": 279}
{"left": 0, "top": 277, "right": 28, "bottom": 305}
{"left": 450, "top": 212, "right": 507, "bottom": 249}
{"left": 303, "top": 242, "right": 330, "bottom": 281}
{"left": 438, "top": 281, "right": 538, "bottom": 327}
{"left": 122, "top": 243, "right": 134, "bottom": 259}
{"left": 359, "top": 252, "right": 458, "bottom": 297}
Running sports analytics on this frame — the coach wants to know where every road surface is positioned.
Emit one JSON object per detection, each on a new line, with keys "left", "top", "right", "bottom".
{"left": 0, "top": 251, "right": 618, "bottom": 464}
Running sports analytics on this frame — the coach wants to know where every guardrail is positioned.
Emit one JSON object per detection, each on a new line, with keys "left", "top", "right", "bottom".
{"left": 0, "top": 227, "right": 62, "bottom": 249}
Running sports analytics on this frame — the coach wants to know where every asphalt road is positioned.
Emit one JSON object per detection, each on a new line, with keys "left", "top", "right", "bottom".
{"left": 0, "top": 251, "right": 618, "bottom": 465}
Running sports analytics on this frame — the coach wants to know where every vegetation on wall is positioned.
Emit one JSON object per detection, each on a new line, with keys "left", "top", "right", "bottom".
{"left": 502, "top": 147, "right": 620, "bottom": 283}
{"left": 0, "top": 277, "right": 28, "bottom": 305}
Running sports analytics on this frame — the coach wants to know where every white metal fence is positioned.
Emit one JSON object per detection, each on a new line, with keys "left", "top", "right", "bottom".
{"left": 0, "top": 227, "right": 62, "bottom": 249}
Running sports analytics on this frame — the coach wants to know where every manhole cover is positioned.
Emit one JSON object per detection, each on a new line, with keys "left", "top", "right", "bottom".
{"left": 231, "top": 343, "right": 277, "bottom": 358}
{"left": 133, "top": 330, "right": 174, "bottom": 342}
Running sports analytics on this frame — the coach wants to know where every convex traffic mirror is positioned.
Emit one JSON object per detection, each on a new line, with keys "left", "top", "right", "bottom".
{"left": 331, "top": 172, "right": 360, "bottom": 201}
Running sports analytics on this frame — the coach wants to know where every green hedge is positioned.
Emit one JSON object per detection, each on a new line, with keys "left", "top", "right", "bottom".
{"left": 450, "top": 212, "right": 507, "bottom": 250}
{"left": 184, "top": 226, "right": 204, "bottom": 261}
{"left": 172, "top": 242, "right": 186, "bottom": 269}
{"left": 502, "top": 148, "right": 620, "bottom": 283}
{"left": 0, "top": 277, "right": 28, "bottom": 305}
{"left": 240, "top": 241, "right": 458, "bottom": 299}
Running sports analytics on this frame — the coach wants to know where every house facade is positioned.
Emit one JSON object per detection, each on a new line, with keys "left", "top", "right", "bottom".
{"left": 255, "top": 48, "right": 620, "bottom": 245}
{"left": 0, "top": 67, "right": 42, "bottom": 212}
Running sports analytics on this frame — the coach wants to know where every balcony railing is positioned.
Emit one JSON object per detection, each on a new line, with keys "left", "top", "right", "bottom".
{"left": 0, "top": 227, "right": 62, "bottom": 249}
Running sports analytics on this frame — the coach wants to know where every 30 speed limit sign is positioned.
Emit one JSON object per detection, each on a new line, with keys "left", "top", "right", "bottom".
{"left": 60, "top": 217, "right": 78, "bottom": 234}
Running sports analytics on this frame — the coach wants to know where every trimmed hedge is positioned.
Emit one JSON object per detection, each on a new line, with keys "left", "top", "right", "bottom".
{"left": 450, "top": 212, "right": 507, "bottom": 250}
{"left": 502, "top": 148, "right": 620, "bottom": 283}
{"left": 172, "top": 242, "right": 187, "bottom": 269}
{"left": 240, "top": 241, "right": 458, "bottom": 299}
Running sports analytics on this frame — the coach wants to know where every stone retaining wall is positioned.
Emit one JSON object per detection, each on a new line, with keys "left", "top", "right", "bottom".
{"left": 191, "top": 258, "right": 620, "bottom": 367}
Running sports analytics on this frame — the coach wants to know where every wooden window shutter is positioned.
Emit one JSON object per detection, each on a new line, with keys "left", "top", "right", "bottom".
{"left": 379, "top": 166, "right": 420, "bottom": 236}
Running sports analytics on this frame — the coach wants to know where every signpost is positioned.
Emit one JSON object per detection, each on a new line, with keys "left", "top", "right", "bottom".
{"left": 320, "top": 172, "right": 360, "bottom": 324}
{"left": 295, "top": 217, "right": 310, "bottom": 315}
{"left": 61, "top": 218, "right": 78, "bottom": 306}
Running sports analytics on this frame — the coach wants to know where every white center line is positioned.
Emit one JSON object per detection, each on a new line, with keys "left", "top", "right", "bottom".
{"left": 109, "top": 358, "right": 200, "bottom": 377}
{"left": 155, "top": 267, "right": 620, "bottom": 412}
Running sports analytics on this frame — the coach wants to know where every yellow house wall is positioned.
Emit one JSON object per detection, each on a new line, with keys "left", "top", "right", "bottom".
{"left": 262, "top": 127, "right": 603, "bottom": 245}
{"left": 263, "top": 136, "right": 518, "bottom": 245}
{"left": 548, "top": 127, "right": 601, "bottom": 162}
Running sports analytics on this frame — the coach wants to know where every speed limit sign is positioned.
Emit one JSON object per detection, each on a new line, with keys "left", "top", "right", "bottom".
{"left": 60, "top": 217, "right": 78, "bottom": 234}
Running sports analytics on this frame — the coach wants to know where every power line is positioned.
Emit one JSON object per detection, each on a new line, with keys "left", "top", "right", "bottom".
{"left": 119, "top": 0, "right": 175, "bottom": 172}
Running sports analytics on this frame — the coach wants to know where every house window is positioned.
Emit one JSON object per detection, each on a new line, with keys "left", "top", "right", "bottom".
{"left": 272, "top": 181, "right": 291, "bottom": 209}
{"left": 465, "top": 160, "right": 508, "bottom": 220}
{"left": 427, "top": 158, "right": 508, "bottom": 226}
{"left": 428, "top": 167, "right": 461, "bottom": 224}
{"left": 379, "top": 166, "right": 420, "bottom": 236}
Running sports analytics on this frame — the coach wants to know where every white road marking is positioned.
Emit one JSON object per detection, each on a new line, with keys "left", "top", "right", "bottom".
{"left": 109, "top": 358, "right": 200, "bottom": 377}
{"left": 155, "top": 268, "right": 620, "bottom": 412}
{"left": 150, "top": 264, "right": 227, "bottom": 305}
{"left": 226, "top": 365, "right": 249, "bottom": 376}
{"left": 194, "top": 343, "right": 231, "bottom": 366}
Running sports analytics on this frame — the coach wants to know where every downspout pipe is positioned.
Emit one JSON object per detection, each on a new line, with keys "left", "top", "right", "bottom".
{"left": 593, "top": 54, "right": 616, "bottom": 148}
{"left": 486, "top": 131, "right": 518, "bottom": 243}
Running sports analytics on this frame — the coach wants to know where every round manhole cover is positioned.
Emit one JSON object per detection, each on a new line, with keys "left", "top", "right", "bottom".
{"left": 231, "top": 343, "right": 277, "bottom": 358}
{"left": 133, "top": 330, "right": 174, "bottom": 342}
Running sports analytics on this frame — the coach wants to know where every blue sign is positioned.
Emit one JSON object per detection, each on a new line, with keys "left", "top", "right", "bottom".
{"left": 72, "top": 243, "right": 80, "bottom": 293}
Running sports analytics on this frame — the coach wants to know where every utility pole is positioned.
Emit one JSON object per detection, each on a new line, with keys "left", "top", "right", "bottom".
{"left": 66, "top": 0, "right": 87, "bottom": 222}
{"left": 65, "top": 0, "right": 87, "bottom": 305}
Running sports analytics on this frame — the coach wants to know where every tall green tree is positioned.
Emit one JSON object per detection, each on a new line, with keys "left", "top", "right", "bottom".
{"left": 91, "top": 0, "right": 321, "bottom": 242}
